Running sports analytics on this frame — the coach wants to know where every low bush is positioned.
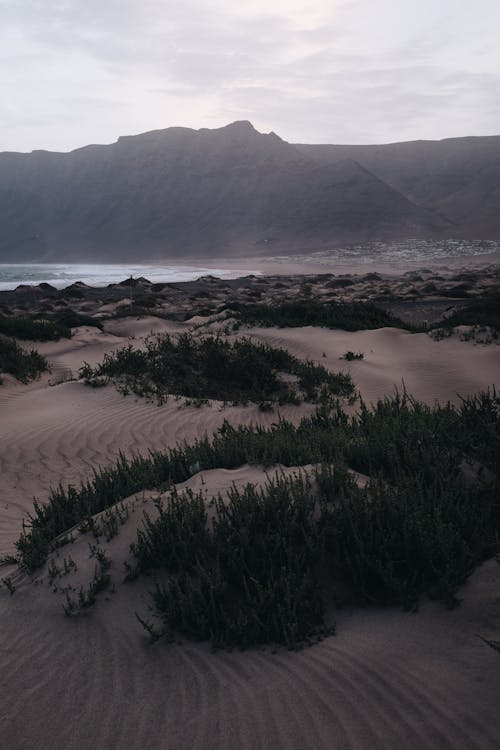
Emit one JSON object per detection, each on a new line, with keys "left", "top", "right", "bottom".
{"left": 13, "top": 384, "right": 500, "bottom": 648}
{"left": 0, "top": 336, "right": 48, "bottom": 382}
{"left": 131, "top": 420, "right": 499, "bottom": 648}
{"left": 79, "top": 333, "right": 354, "bottom": 406}
{"left": 53, "top": 312, "right": 103, "bottom": 331}
{"left": 15, "top": 390, "right": 499, "bottom": 627}
{"left": 431, "top": 291, "right": 500, "bottom": 333}
{"left": 341, "top": 351, "right": 364, "bottom": 361}
{"left": 136, "top": 476, "right": 328, "bottom": 649}
{"left": 0, "top": 313, "right": 71, "bottom": 341}
{"left": 229, "top": 300, "right": 418, "bottom": 332}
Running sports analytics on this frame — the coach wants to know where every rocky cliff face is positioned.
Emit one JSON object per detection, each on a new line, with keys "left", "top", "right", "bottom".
{"left": 1, "top": 121, "right": 494, "bottom": 262}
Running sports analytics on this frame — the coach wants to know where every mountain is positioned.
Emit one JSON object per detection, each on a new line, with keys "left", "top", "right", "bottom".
{"left": 297, "top": 136, "right": 500, "bottom": 239}
{"left": 0, "top": 121, "right": 451, "bottom": 262}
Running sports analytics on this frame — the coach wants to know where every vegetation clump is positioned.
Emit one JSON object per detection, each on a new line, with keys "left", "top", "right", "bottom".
{"left": 0, "top": 313, "right": 71, "bottom": 341}
{"left": 61, "top": 547, "right": 111, "bottom": 616}
{"left": 132, "top": 476, "right": 328, "bottom": 649}
{"left": 341, "top": 351, "right": 364, "bottom": 361}
{"left": 435, "top": 291, "right": 500, "bottom": 334}
{"left": 229, "top": 299, "right": 418, "bottom": 332}
{"left": 15, "top": 388, "right": 500, "bottom": 650}
{"left": 79, "top": 333, "right": 354, "bottom": 405}
{"left": 0, "top": 335, "right": 49, "bottom": 382}
{"left": 52, "top": 311, "right": 103, "bottom": 331}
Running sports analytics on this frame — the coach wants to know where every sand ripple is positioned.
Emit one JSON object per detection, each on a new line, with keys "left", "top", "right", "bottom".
{"left": 1, "top": 564, "right": 500, "bottom": 750}
{"left": 1, "top": 322, "right": 500, "bottom": 748}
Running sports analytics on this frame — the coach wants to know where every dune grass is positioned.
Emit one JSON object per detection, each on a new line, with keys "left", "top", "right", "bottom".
{"left": 130, "top": 446, "right": 497, "bottom": 648}
{"left": 0, "top": 313, "right": 71, "bottom": 341}
{"left": 52, "top": 311, "right": 103, "bottom": 331}
{"left": 79, "top": 332, "right": 354, "bottom": 406}
{"left": 436, "top": 291, "right": 500, "bottom": 334}
{"left": 133, "top": 476, "right": 327, "bottom": 649}
{"left": 127, "top": 391, "right": 499, "bottom": 647}
{"left": 0, "top": 336, "right": 48, "bottom": 383}
{"left": 229, "top": 299, "right": 418, "bottom": 332}
{"left": 15, "top": 388, "right": 500, "bottom": 649}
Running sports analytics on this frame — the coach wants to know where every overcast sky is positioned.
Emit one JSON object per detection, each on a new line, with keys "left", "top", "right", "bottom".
{"left": 1, "top": 0, "right": 499, "bottom": 152}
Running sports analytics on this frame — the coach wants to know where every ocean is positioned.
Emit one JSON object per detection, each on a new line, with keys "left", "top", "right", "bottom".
{"left": 267, "top": 239, "right": 500, "bottom": 267}
{"left": 1, "top": 240, "right": 499, "bottom": 291}
{"left": 0, "top": 263, "right": 251, "bottom": 292}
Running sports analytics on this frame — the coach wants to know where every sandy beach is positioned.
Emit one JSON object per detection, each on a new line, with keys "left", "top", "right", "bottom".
{"left": 1, "top": 258, "right": 499, "bottom": 749}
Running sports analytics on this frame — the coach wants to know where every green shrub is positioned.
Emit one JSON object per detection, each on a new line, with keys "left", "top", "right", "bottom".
{"left": 14, "top": 389, "right": 500, "bottom": 649}
{"left": 341, "top": 351, "right": 364, "bottom": 361}
{"left": 134, "top": 475, "right": 327, "bottom": 649}
{"left": 431, "top": 291, "right": 500, "bottom": 333}
{"left": 229, "top": 300, "right": 418, "bottom": 332}
{"left": 319, "top": 465, "right": 496, "bottom": 609}
{"left": 79, "top": 333, "right": 354, "bottom": 406}
{"left": 0, "top": 313, "right": 71, "bottom": 341}
{"left": 53, "top": 312, "right": 103, "bottom": 331}
{"left": 0, "top": 336, "right": 48, "bottom": 382}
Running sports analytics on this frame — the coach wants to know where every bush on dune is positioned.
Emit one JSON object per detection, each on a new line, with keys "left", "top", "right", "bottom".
{"left": 79, "top": 332, "right": 354, "bottom": 406}
{"left": 133, "top": 476, "right": 327, "bottom": 649}
{"left": 14, "top": 388, "right": 500, "bottom": 649}
{"left": 0, "top": 336, "right": 48, "bottom": 383}
{"left": 229, "top": 299, "right": 418, "bottom": 332}
{"left": 0, "top": 313, "right": 71, "bottom": 341}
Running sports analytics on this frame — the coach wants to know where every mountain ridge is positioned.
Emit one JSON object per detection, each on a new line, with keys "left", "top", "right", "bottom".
{"left": 0, "top": 122, "right": 497, "bottom": 262}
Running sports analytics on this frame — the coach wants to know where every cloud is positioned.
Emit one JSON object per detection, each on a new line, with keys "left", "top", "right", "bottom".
{"left": 0, "top": 0, "right": 499, "bottom": 150}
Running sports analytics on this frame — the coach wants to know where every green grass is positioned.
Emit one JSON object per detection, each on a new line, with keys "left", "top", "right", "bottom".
{"left": 432, "top": 291, "right": 500, "bottom": 333}
{"left": 0, "top": 313, "right": 71, "bottom": 341}
{"left": 52, "top": 312, "right": 103, "bottom": 331}
{"left": 15, "top": 388, "right": 500, "bottom": 649}
{"left": 229, "top": 299, "right": 418, "bottom": 332}
{"left": 79, "top": 333, "right": 354, "bottom": 406}
{"left": 134, "top": 476, "right": 328, "bottom": 649}
{"left": 130, "top": 450, "right": 497, "bottom": 647}
{"left": 0, "top": 336, "right": 49, "bottom": 383}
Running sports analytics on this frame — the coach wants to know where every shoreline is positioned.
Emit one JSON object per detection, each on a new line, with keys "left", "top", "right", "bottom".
{"left": 1, "top": 246, "right": 499, "bottom": 292}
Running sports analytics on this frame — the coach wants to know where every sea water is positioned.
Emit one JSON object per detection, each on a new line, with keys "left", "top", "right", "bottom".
{"left": 1, "top": 240, "right": 498, "bottom": 291}
{"left": 0, "top": 263, "right": 251, "bottom": 291}
{"left": 267, "top": 239, "right": 500, "bottom": 267}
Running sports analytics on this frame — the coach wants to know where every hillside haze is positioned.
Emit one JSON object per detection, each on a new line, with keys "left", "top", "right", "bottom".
{"left": 0, "top": 121, "right": 498, "bottom": 262}
{"left": 297, "top": 136, "right": 500, "bottom": 239}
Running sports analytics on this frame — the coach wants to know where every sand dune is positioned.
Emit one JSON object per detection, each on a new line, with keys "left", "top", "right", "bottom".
{"left": 2, "top": 574, "right": 499, "bottom": 750}
{"left": 1, "top": 461, "right": 499, "bottom": 749}
{"left": 102, "top": 315, "right": 187, "bottom": 340}
{"left": 32, "top": 319, "right": 187, "bottom": 377}
{"left": 1, "top": 310, "right": 500, "bottom": 749}
{"left": 244, "top": 326, "right": 500, "bottom": 404}
{"left": 0, "top": 377, "right": 312, "bottom": 556}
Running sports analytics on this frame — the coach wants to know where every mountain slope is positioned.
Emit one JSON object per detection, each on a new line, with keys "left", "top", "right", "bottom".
{"left": 297, "top": 136, "right": 500, "bottom": 238}
{"left": 0, "top": 122, "right": 449, "bottom": 262}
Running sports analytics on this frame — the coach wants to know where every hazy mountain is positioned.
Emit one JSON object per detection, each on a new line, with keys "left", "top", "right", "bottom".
{"left": 297, "top": 136, "right": 500, "bottom": 239}
{"left": 0, "top": 121, "right": 452, "bottom": 262}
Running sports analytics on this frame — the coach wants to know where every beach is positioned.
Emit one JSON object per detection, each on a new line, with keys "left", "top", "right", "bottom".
{"left": 1, "top": 256, "right": 499, "bottom": 749}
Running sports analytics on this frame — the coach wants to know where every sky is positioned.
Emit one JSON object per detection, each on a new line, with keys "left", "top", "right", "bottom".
{"left": 1, "top": 0, "right": 499, "bottom": 152}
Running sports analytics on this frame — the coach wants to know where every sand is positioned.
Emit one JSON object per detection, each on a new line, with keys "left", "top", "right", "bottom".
{"left": 243, "top": 326, "right": 500, "bottom": 405}
{"left": 1, "top": 274, "right": 500, "bottom": 749}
